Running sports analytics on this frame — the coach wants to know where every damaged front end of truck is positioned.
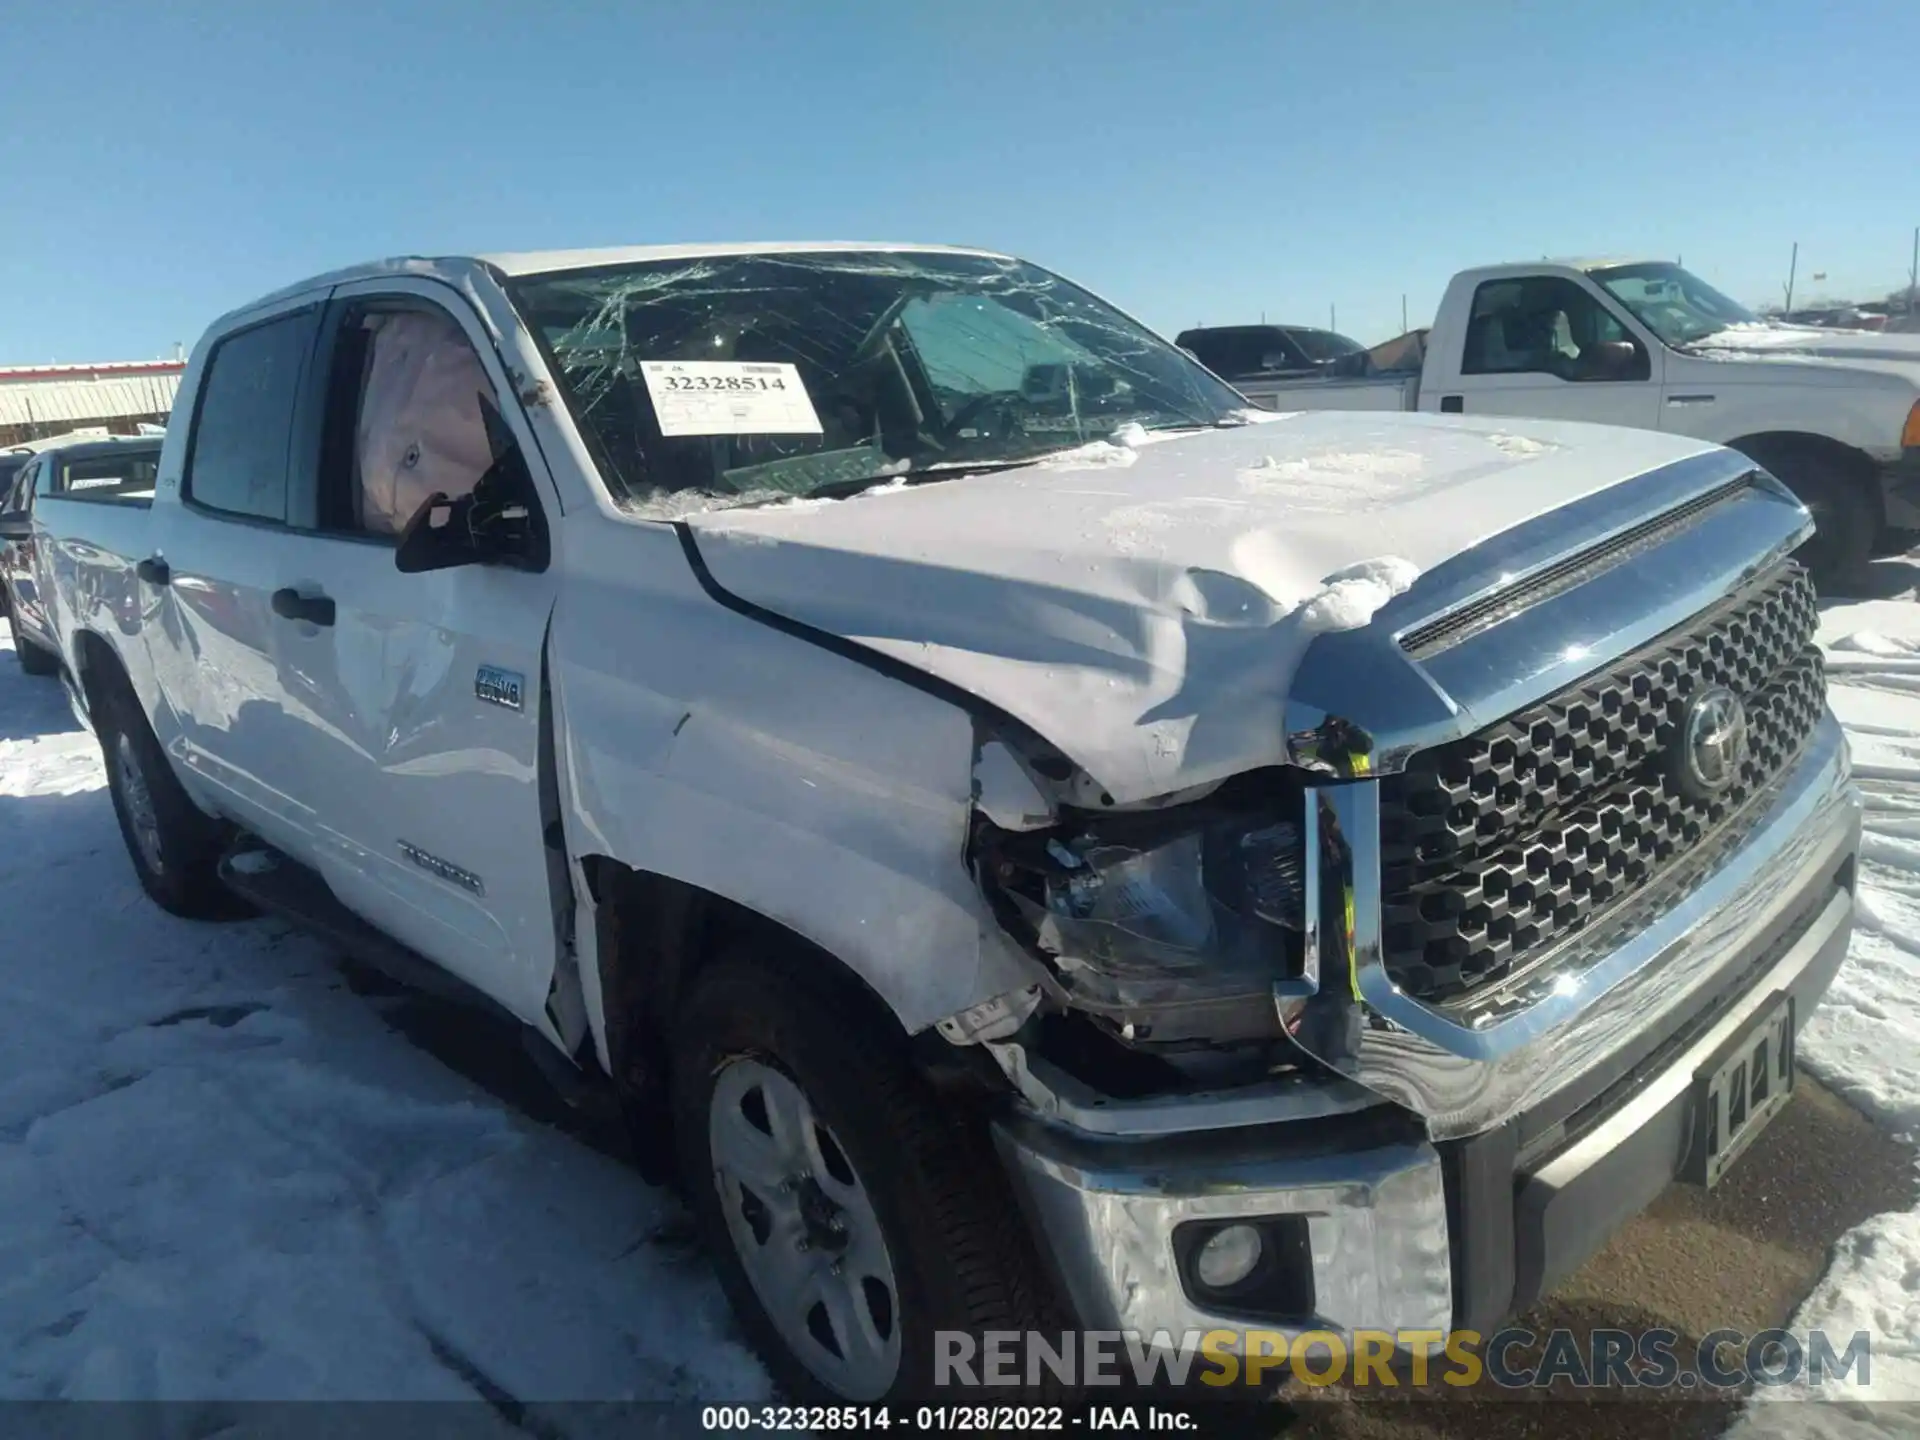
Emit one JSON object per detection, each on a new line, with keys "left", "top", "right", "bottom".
{"left": 946, "top": 447, "right": 1861, "bottom": 1346}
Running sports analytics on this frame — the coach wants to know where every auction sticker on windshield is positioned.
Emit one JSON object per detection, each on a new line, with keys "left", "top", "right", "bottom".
{"left": 640, "top": 361, "right": 823, "bottom": 437}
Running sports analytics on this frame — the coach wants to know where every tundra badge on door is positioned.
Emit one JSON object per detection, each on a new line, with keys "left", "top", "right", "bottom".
{"left": 399, "top": 841, "right": 485, "bottom": 895}
{"left": 475, "top": 665, "right": 525, "bottom": 712}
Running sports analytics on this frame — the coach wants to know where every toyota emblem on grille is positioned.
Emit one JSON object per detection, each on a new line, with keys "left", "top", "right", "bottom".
{"left": 1675, "top": 686, "right": 1748, "bottom": 800}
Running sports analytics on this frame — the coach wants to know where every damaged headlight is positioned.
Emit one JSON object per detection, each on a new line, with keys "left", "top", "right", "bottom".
{"left": 986, "top": 808, "right": 1308, "bottom": 1040}
{"left": 1043, "top": 823, "right": 1303, "bottom": 946}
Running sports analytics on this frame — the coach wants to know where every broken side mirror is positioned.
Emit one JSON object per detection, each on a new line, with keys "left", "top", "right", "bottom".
{"left": 395, "top": 393, "right": 552, "bottom": 575}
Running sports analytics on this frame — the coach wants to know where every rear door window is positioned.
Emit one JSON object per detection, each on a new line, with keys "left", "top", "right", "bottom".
{"left": 0, "top": 458, "right": 31, "bottom": 519}
{"left": 1186, "top": 328, "right": 1316, "bottom": 380}
{"left": 56, "top": 450, "right": 162, "bottom": 505}
{"left": 184, "top": 308, "right": 322, "bottom": 522}
{"left": 1186, "top": 330, "right": 1266, "bottom": 380}
{"left": 1286, "top": 328, "right": 1363, "bottom": 363}
{"left": 1253, "top": 332, "right": 1311, "bottom": 372}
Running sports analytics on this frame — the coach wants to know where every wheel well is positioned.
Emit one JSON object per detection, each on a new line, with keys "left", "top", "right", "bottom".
{"left": 1725, "top": 430, "right": 1882, "bottom": 516}
{"left": 583, "top": 858, "right": 910, "bottom": 1104}
{"left": 70, "top": 629, "right": 130, "bottom": 717}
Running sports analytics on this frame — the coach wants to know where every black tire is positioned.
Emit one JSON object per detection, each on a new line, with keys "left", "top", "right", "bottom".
{"left": 96, "top": 679, "right": 234, "bottom": 918}
{"left": 8, "top": 609, "right": 58, "bottom": 676}
{"left": 671, "top": 944, "right": 1064, "bottom": 1405}
{"left": 1738, "top": 440, "right": 1878, "bottom": 593}
{"left": 1871, "top": 527, "right": 1920, "bottom": 560}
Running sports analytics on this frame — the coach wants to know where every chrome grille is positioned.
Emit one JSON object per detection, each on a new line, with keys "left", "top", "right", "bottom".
{"left": 1377, "top": 563, "right": 1823, "bottom": 1004}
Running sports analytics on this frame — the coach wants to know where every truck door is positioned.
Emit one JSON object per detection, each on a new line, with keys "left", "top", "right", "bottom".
{"left": 255, "top": 280, "right": 566, "bottom": 1025}
{"left": 1429, "top": 275, "right": 1664, "bottom": 430}
{"left": 142, "top": 299, "right": 335, "bottom": 858}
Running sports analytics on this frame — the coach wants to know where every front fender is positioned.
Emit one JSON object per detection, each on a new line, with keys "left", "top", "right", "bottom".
{"left": 1674, "top": 363, "right": 1915, "bottom": 458}
{"left": 550, "top": 520, "right": 1039, "bottom": 1044}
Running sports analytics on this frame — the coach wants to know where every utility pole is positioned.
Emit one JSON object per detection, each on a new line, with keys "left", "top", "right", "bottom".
{"left": 1783, "top": 242, "right": 1798, "bottom": 314}
{"left": 1401, "top": 294, "right": 1409, "bottom": 332}
{"left": 1909, "top": 226, "right": 1917, "bottom": 316}
{"left": 1330, "top": 303, "right": 1337, "bottom": 332}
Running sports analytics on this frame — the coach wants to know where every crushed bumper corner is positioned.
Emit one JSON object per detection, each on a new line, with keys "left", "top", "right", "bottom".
{"left": 991, "top": 1111, "right": 1452, "bottom": 1347}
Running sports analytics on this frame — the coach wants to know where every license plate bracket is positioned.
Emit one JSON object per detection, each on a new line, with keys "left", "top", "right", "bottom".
{"left": 1683, "top": 991, "right": 1795, "bottom": 1188}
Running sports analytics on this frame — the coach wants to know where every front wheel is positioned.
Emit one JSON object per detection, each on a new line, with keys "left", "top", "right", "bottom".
{"left": 1738, "top": 442, "right": 1878, "bottom": 593}
{"left": 671, "top": 946, "right": 1063, "bottom": 1404}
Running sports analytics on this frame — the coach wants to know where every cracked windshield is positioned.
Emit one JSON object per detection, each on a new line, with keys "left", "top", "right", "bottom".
{"left": 509, "top": 250, "right": 1247, "bottom": 517}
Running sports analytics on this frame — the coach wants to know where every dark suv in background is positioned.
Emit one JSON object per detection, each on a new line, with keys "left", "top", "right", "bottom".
{"left": 1175, "top": 322, "right": 1365, "bottom": 384}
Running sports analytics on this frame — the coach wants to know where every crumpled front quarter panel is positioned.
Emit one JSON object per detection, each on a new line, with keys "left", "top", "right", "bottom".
{"left": 551, "top": 513, "right": 1036, "bottom": 1033}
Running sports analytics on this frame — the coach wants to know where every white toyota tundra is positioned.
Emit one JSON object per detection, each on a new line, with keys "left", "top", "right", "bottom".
{"left": 30, "top": 242, "right": 1861, "bottom": 1403}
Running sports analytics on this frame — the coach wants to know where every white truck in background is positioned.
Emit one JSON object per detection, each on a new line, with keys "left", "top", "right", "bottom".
{"left": 1223, "top": 260, "right": 1920, "bottom": 586}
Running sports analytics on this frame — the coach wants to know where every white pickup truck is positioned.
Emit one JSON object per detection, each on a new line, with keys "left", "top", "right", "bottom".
{"left": 1229, "top": 260, "right": 1920, "bottom": 586}
{"left": 31, "top": 243, "right": 1861, "bottom": 1404}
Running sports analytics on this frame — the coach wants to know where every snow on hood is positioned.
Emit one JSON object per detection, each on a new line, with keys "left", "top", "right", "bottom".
{"left": 1689, "top": 323, "right": 1920, "bottom": 369}
{"left": 683, "top": 411, "right": 1721, "bottom": 802}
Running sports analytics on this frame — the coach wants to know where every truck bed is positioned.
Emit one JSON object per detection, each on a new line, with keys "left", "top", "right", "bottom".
{"left": 34, "top": 492, "right": 153, "bottom": 656}
{"left": 1236, "top": 370, "right": 1418, "bottom": 412}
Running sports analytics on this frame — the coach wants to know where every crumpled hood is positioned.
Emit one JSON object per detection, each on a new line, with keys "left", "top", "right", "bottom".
{"left": 684, "top": 411, "right": 1723, "bottom": 801}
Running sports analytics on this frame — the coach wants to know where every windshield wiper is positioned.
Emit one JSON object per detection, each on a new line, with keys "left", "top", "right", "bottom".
{"left": 1146, "top": 415, "right": 1252, "bottom": 432}
{"left": 801, "top": 458, "right": 1049, "bottom": 500}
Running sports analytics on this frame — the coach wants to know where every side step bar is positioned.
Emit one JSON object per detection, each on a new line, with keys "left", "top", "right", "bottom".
{"left": 217, "top": 841, "right": 621, "bottom": 1124}
{"left": 217, "top": 842, "right": 515, "bottom": 1020}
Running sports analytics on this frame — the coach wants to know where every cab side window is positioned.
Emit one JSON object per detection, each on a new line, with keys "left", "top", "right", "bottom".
{"left": 185, "top": 308, "right": 322, "bottom": 522}
{"left": 57, "top": 452, "right": 162, "bottom": 505}
{"left": 315, "top": 304, "right": 501, "bottom": 539}
{"left": 1461, "top": 278, "right": 1650, "bottom": 382}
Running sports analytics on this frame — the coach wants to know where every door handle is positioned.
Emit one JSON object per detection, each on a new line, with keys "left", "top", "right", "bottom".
{"left": 1665, "top": 394, "right": 1717, "bottom": 406}
{"left": 1440, "top": 395, "right": 1464, "bottom": 413}
{"left": 272, "top": 587, "right": 336, "bottom": 627}
{"left": 136, "top": 556, "right": 170, "bottom": 586}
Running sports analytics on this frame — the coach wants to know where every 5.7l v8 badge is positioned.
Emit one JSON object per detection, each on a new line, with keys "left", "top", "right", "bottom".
{"left": 475, "top": 665, "right": 526, "bottom": 712}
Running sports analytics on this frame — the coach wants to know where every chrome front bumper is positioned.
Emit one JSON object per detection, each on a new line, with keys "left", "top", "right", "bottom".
{"left": 995, "top": 1112, "right": 1453, "bottom": 1343}
{"left": 992, "top": 715, "right": 1860, "bottom": 1345}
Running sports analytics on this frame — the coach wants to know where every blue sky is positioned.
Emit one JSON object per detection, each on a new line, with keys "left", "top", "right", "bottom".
{"left": 3, "top": 0, "right": 1915, "bottom": 361}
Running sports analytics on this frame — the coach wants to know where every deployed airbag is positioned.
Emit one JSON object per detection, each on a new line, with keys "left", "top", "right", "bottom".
{"left": 357, "top": 310, "right": 497, "bottom": 535}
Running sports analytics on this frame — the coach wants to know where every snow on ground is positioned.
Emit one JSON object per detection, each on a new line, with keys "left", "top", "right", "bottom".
{"left": 1729, "top": 584, "right": 1920, "bottom": 1434}
{"left": 0, "top": 631, "right": 767, "bottom": 1421}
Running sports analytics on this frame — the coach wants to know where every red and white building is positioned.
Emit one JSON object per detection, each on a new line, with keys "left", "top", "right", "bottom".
{"left": 0, "top": 360, "right": 185, "bottom": 447}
